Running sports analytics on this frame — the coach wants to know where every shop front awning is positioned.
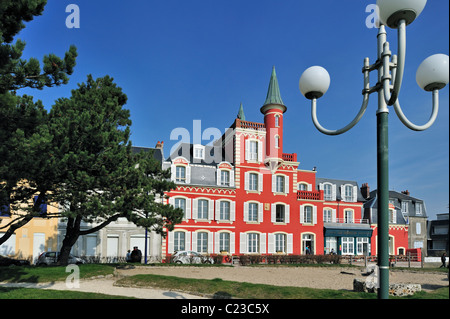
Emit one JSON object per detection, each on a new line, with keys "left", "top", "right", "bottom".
{"left": 324, "top": 223, "right": 373, "bottom": 238}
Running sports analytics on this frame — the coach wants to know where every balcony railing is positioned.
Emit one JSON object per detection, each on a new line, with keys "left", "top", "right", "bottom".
{"left": 282, "top": 153, "right": 297, "bottom": 162}
{"left": 297, "top": 190, "right": 323, "bottom": 201}
{"left": 234, "top": 119, "right": 266, "bottom": 130}
{"left": 327, "top": 218, "right": 369, "bottom": 224}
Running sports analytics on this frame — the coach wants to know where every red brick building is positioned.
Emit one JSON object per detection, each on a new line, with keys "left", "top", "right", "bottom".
{"left": 160, "top": 67, "right": 407, "bottom": 259}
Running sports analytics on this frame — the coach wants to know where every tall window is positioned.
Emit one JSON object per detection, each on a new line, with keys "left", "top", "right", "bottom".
{"left": 197, "top": 199, "right": 208, "bottom": 219}
{"left": 219, "top": 233, "right": 230, "bottom": 252}
{"left": 275, "top": 115, "right": 280, "bottom": 127}
{"left": 344, "top": 209, "right": 353, "bottom": 223}
{"left": 197, "top": 232, "right": 208, "bottom": 253}
{"left": 276, "top": 175, "right": 285, "bottom": 193}
{"left": 176, "top": 166, "right": 186, "bottom": 183}
{"left": 275, "top": 135, "right": 280, "bottom": 148}
{"left": 220, "top": 170, "right": 230, "bottom": 186}
{"left": 220, "top": 201, "right": 230, "bottom": 220}
{"left": 415, "top": 203, "right": 423, "bottom": 215}
{"left": 174, "top": 198, "right": 186, "bottom": 218}
{"left": 249, "top": 140, "right": 258, "bottom": 161}
{"left": 342, "top": 237, "right": 354, "bottom": 255}
{"left": 303, "top": 206, "right": 313, "bottom": 224}
{"left": 324, "top": 184, "right": 333, "bottom": 200}
{"left": 275, "top": 234, "right": 286, "bottom": 253}
{"left": 275, "top": 204, "right": 285, "bottom": 223}
{"left": 249, "top": 173, "right": 258, "bottom": 191}
{"left": 248, "top": 203, "right": 258, "bottom": 222}
{"left": 344, "top": 185, "right": 353, "bottom": 202}
{"left": 247, "top": 233, "right": 259, "bottom": 253}
{"left": 356, "top": 237, "right": 369, "bottom": 255}
{"left": 174, "top": 232, "right": 185, "bottom": 251}
{"left": 323, "top": 208, "right": 332, "bottom": 223}
{"left": 401, "top": 201, "right": 408, "bottom": 213}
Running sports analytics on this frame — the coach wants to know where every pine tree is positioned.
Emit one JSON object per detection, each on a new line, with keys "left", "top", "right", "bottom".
{"left": 49, "top": 75, "right": 182, "bottom": 265}
{"left": 0, "top": 0, "right": 77, "bottom": 246}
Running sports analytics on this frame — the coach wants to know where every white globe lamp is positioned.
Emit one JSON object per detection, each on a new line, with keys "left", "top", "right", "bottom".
{"left": 416, "top": 54, "right": 449, "bottom": 91}
{"left": 299, "top": 66, "right": 331, "bottom": 100}
{"left": 376, "top": 0, "right": 427, "bottom": 28}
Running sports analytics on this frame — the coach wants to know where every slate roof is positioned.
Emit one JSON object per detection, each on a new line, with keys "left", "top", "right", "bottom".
{"left": 316, "top": 177, "right": 366, "bottom": 202}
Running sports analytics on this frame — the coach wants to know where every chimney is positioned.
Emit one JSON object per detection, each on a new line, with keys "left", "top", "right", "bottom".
{"left": 401, "top": 190, "right": 410, "bottom": 196}
{"left": 360, "top": 183, "right": 370, "bottom": 199}
{"left": 155, "top": 141, "right": 164, "bottom": 149}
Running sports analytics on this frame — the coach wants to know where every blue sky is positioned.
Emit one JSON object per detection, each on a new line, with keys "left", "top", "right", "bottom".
{"left": 17, "top": 0, "right": 449, "bottom": 219}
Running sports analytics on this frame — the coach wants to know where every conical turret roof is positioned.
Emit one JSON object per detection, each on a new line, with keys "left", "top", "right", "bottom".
{"left": 263, "top": 66, "right": 285, "bottom": 107}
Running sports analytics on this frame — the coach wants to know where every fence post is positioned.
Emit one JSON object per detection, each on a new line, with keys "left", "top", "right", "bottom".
{"left": 407, "top": 253, "right": 411, "bottom": 268}
{"left": 421, "top": 251, "right": 424, "bottom": 268}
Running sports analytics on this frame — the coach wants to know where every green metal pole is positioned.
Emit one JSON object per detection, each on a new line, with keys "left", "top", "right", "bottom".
{"left": 377, "top": 110, "right": 390, "bottom": 299}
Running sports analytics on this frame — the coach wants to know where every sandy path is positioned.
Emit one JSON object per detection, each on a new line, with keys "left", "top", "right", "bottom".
{"left": 115, "top": 265, "right": 448, "bottom": 292}
{"left": 0, "top": 279, "right": 205, "bottom": 299}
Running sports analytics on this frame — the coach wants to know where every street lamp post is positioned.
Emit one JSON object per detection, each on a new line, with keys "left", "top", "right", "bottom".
{"left": 299, "top": 0, "right": 448, "bottom": 299}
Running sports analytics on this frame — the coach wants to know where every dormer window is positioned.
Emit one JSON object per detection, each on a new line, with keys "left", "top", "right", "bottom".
{"left": 193, "top": 145, "right": 205, "bottom": 160}
{"left": 217, "top": 162, "right": 235, "bottom": 187}
{"left": 175, "top": 166, "right": 186, "bottom": 183}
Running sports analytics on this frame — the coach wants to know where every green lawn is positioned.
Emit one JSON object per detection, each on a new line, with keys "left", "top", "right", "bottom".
{"left": 1, "top": 263, "right": 447, "bottom": 299}
{"left": 115, "top": 273, "right": 449, "bottom": 299}
{"left": 0, "top": 264, "right": 116, "bottom": 284}
{"left": 0, "top": 287, "right": 135, "bottom": 299}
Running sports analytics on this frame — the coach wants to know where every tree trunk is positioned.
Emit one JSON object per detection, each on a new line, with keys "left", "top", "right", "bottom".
{"left": 58, "top": 215, "right": 82, "bottom": 265}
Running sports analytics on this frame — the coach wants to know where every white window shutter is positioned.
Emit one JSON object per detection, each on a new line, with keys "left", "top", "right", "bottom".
{"left": 168, "top": 197, "right": 174, "bottom": 207}
{"left": 272, "top": 175, "right": 276, "bottom": 192}
{"left": 215, "top": 200, "right": 220, "bottom": 220}
{"left": 245, "top": 140, "right": 249, "bottom": 161}
{"left": 287, "top": 234, "right": 293, "bottom": 254}
{"left": 244, "top": 172, "right": 249, "bottom": 190}
{"left": 353, "top": 186, "right": 358, "bottom": 202}
{"left": 216, "top": 169, "right": 221, "bottom": 186}
{"left": 340, "top": 185, "right": 345, "bottom": 201}
{"left": 192, "top": 232, "right": 197, "bottom": 252}
{"left": 271, "top": 204, "right": 276, "bottom": 223}
{"left": 208, "top": 199, "right": 214, "bottom": 220}
{"left": 258, "top": 173, "right": 263, "bottom": 192}
{"left": 258, "top": 203, "right": 263, "bottom": 222}
{"left": 268, "top": 233, "right": 275, "bottom": 254}
{"left": 230, "top": 170, "right": 235, "bottom": 187}
{"left": 208, "top": 232, "right": 214, "bottom": 253}
{"left": 171, "top": 164, "right": 176, "bottom": 182}
{"left": 332, "top": 184, "right": 336, "bottom": 200}
{"left": 260, "top": 233, "right": 266, "bottom": 254}
{"left": 240, "top": 233, "right": 247, "bottom": 254}
{"left": 257, "top": 141, "right": 263, "bottom": 162}
{"left": 392, "top": 210, "right": 397, "bottom": 224}
{"left": 186, "top": 166, "right": 191, "bottom": 184}
{"left": 300, "top": 205, "right": 304, "bottom": 224}
{"left": 192, "top": 199, "right": 198, "bottom": 220}
{"left": 332, "top": 209, "right": 337, "bottom": 223}
{"left": 185, "top": 198, "right": 191, "bottom": 220}
{"left": 230, "top": 201, "right": 236, "bottom": 221}
{"left": 285, "top": 175, "right": 290, "bottom": 194}
{"left": 285, "top": 205, "right": 290, "bottom": 224}
{"left": 168, "top": 231, "right": 174, "bottom": 254}
{"left": 243, "top": 202, "right": 249, "bottom": 222}
{"left": 214, "top": 233, "right": 220, "bottom": 253}
{"left": 308, "top": 184, "right": 312, "bottom": 191}
{"left": 313, "top": 206, "right": 317, "bottom": 225}
{"left": 230, "top": 233, "right": 235, "bottom": 254}
{"left": 186, "top": 231, "right": 191, "bottom": 251}
{"left": 319, "top": 183, "right": 323, "bottom": 190}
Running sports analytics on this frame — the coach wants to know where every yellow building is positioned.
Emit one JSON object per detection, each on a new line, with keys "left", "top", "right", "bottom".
{"left": 0, "top": 197, "right": 59, "bottom": 264}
